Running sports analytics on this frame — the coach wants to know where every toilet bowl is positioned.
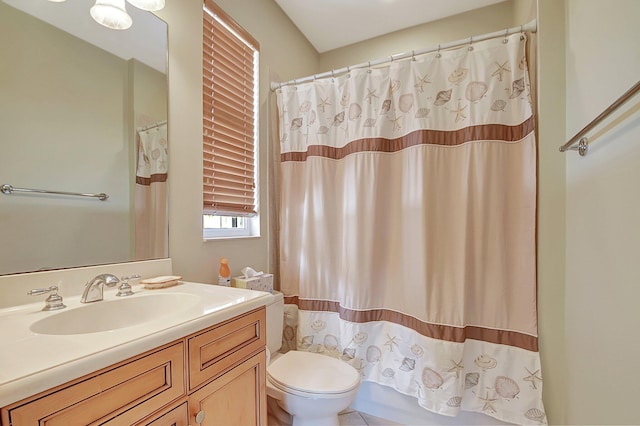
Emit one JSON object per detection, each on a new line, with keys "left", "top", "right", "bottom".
{"left": 266, "top": 292, "right": 361, "bottom": 426}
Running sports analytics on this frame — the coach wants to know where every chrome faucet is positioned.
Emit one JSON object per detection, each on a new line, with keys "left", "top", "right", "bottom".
{"left": 80, "top": 274, "right": 120, "bottom": 303}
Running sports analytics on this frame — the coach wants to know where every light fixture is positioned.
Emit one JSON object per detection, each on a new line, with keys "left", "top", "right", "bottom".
{"left": 48, "top": 0, "right": 165, "bottom": 31}
{"left": 90, "top": 0, "right": 133, "bottom": 30}
{"left": 126, "top": 0, "right": 165, "bottom": 12}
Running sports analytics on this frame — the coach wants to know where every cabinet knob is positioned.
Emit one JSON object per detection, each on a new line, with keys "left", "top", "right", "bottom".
{"left": 195, "top": 410, "right": 206, "bottom": 424}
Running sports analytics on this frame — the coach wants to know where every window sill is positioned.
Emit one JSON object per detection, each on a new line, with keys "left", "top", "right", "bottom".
{"left": 203, "top": 234, "right": 261, "bottom": 242}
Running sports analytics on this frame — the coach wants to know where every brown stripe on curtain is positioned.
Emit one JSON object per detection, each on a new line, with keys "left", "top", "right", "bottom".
{"left": 284, "top": 296, "right": 538, "bottom": 352}
{"left": 281, "top": 116, "right": 535, "bottom": 162}
{"left": 136, "top": 173, "right": 168, "bottom": 186}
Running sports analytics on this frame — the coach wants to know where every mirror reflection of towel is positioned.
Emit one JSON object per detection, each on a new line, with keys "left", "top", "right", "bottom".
{"left": 135, "top": 123, "right": 168, "bottom": 260}
{"left": 136, "top": 123, "right": 168, "bottom": 184}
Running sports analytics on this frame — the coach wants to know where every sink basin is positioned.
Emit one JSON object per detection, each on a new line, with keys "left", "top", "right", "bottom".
{"left": 30, "top": 293, "right": 201, "bottom": 335}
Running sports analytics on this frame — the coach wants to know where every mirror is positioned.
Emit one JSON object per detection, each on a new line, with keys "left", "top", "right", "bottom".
{"left": 0, "top": 0, "right": 168, "bottom": 276}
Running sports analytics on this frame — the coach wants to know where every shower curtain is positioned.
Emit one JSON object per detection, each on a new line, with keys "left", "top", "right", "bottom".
{"left": 276, "top": 33, "right": 545, "bottom": 425}
{"left": 134, "top": 123, "right": 168, "bottom": 260}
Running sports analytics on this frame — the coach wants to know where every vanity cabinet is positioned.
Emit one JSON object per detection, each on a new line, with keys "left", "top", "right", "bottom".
{"left": 189, "top": 352, "right": 266, "bottom": 426}
{"left": 2, "top": 342, "right": 185, "bottom": 425}
{"left": 187, "top": 308, "right": 267, "bottom": 426}
{"left": 135, "top": 402, "right": 189, "bottom": 426}
{"left": 1, "top": 307, "right": 266, "bottom": 426}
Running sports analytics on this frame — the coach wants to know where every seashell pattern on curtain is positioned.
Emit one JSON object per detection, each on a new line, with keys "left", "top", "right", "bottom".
{"left": 276, "top": 33, "right": 545, "bottom": 425}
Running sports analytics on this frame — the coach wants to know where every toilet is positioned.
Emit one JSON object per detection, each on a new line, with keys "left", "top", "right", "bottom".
{"left": 265, "top": 291, "right": 361, "bottom": 426}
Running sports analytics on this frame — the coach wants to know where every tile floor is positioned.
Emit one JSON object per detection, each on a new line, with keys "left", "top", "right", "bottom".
{"left": 266, "top": 394, "right": 401, "bottom": 426}
{"left": 338, "top": 409, "right": 402, "bottom": 425}
{"left": 267, "top": 406, "right": 401, "bottom": 426}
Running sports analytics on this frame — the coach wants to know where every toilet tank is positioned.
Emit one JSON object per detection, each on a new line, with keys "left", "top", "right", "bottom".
{"left": 266, "top": 291, "right": 284, "bottom": 354}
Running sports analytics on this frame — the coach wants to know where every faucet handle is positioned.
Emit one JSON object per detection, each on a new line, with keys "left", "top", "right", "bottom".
{"left": 28, "top": 285, "right": 66, "bottom": 311}
{"left": 121, "top": 274, "right": 141, "bottom": 281}
{"left": 116, "top": 274, "right": 141, "bottom": 297}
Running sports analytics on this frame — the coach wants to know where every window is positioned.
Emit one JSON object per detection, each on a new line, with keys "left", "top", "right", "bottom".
{"left": 203, "top": 215, "right": 252, "bottom": 238}
{"left": 202, "top": 1, "right": 259, "bottom": 239}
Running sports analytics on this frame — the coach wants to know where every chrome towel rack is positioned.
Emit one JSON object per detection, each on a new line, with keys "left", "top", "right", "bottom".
{"left": 1, "top": 184, "right": 109, "bottom": 201}
{"left": 560, "top": 79, "right": 640, "bottom": 156}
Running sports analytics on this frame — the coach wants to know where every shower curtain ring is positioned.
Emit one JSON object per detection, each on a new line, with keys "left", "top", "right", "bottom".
{"left": 436, "top": 44, "right": 441, "bottom": 58}
{"left": 468, "top": 36, "right": 474, "bottom": 51}
{"left": 367, "top": 61, "right": 372, "bottom": 73}
{"left": 411, "top": 50, "right": 416, "bottom": 61}
{"left": 503, "top": 29, "right": 509, "bottom": 43}
{"left": 520, "top": 25, "right": 525, "bottom": 40}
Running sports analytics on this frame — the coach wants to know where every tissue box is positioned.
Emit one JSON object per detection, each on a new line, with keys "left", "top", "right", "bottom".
{"left": 232, "top": 273, "right": 273, "bottom": 293}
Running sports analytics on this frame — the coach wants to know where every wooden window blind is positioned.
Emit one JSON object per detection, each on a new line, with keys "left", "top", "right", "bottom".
{"left": 202, "top": 1, "right": 259, "bottom": 216}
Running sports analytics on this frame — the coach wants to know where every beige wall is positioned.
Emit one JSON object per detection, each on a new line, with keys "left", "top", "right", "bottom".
{"left": 155, "top": 0, "right": 318, "bottom": 283}
{"left": 565, "top": 0, "right": 640, "bottom": 424}
{"left": 130, "top": 60, "right": 167, "bottom": 128}
{"left": 318, "top": 1, "right": 516, "bottom": 73}
{"left": 536, "top": 1, "right": 567, "bottom": 423}
{"left": 0, "top": 3, "right": 132, "bottom": 274}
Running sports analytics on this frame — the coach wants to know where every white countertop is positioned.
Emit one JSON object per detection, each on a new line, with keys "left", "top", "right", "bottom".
{"left": 0, "top": 282, "right": 273, "bottom": 407}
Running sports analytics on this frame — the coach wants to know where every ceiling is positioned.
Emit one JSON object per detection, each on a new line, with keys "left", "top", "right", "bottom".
{"left": 275, "top": 0, "right": 508, "bottom": 53}
{"left": 3, "top": 0, "right": 167, "bottom": 73}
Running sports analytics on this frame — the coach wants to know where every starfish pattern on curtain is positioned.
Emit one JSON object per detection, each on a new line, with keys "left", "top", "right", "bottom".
{"left": 276, "top": 33, "right": 545, "bottom": 425}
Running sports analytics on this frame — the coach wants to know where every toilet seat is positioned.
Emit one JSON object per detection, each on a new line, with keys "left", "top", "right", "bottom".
{"left": 267, "top": 351, "right": 360, "bottom": 397}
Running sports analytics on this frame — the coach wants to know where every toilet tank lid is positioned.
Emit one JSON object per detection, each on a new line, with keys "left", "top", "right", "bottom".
{"left": 268, "top": 350, "right": 360, "bottom": 394}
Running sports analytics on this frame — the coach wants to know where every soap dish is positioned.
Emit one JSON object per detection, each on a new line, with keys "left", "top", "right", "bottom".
{"left": 140, "top": 275, "right": 182, "bottom": 289}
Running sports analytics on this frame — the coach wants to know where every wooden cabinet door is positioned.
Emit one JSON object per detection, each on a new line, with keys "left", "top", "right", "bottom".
{"left": 188, "top": 308, "right": 265, "bottom": 392}
{"left": 188, "top": 351, "right": 266, "bottom": 426}
{"left": 135, "top": 402, "right": 189, "bottom": 426}
{"left": 3, "top": 342, "right": 185, "bottom": 426}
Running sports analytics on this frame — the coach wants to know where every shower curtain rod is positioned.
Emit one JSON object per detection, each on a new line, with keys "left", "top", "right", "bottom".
{"left": 270, "top": 19, "right": 537, "bottom": 91}
{"left": 137, "top": 120, "right": 167, "bottom": 132}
